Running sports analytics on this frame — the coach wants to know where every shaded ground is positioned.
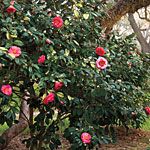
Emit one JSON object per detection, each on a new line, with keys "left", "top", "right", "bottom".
{"left": 4, "top": 127, "right": 150, "bottom": 150}
{"left": 100, "top": 127, "right": 150, "bottom": 150}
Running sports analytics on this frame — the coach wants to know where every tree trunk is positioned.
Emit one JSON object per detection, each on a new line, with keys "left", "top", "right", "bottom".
{"left": 0, "top": 91, "right": 30, "bottom": 149}
{"left": 128, "top": 13, "right": 150, "bottom": 53}
{"left": 101, "top": 0, "right": 150, "bottom": 32}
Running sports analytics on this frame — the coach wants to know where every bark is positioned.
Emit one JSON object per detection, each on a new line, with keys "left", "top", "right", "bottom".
{"left": 101, "top": 0, "right": 150, "bottom": 32}
{"left": 128, "top": 13, "right": 150, "bottom": 53}
{"left": 0, "top": 91, "right": 30, "bottom": 149}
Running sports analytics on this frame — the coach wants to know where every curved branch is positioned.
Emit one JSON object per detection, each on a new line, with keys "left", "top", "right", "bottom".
{"left": 0, "top": 91, "right": 30, "bottom": 149}
{"left": 101, "top": 0, "right": 150, "bottom": 32}
{"left": 137, "top": 7, "right": 150, "bottom": 22}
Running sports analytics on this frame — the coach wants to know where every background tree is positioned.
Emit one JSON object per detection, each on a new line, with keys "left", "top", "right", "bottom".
{"left": 101, "top": 0, "right": 150, "bottom": 53}
{"left": 128, "top": 6, "right": 150, "bottom": 53}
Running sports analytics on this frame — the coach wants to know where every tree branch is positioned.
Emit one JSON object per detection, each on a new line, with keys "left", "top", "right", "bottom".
{"left": 137, "top": 7, "right": 150, "bottom": 22}
{"left": 101, "top": 0, "right": 150, "bottom": 32}
{"left": 0, "top": 90, "right": 30, "bottom": 149}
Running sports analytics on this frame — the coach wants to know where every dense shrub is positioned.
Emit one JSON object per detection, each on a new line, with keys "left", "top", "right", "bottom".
{"left": 0, "top": 0, "right": 149, "bottom": 149}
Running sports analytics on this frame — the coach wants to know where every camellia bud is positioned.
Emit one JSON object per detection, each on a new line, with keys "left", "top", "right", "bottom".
{"left": 60, "top": 101, "right": 64, "bottom": 105}
{"left": 54, "top": 81, "right": 63, "bottom": 91}
{"left": 145, "top": 106, "right": 150, "bottom": 115}
{"left": 43, "top": 93, "right": 55, "bottom": 105}
{"left": 10, "top": 0, "right": 15, "bottom": 5}
{"left": 38, "top": 55, "right": 46, "bottom": 64}
{"left": 46, "top": 39, "right": 52, "bottom": 44}
{"left": 6, "top": 5, "right": 16, "bottom": 13}
{"left": 95, "top": 47, "right": 106, "bottom": 56}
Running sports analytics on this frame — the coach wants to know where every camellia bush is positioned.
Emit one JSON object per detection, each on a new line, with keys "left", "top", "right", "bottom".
{"left": 0, "top": 0, "right": 150, "bottom": 149}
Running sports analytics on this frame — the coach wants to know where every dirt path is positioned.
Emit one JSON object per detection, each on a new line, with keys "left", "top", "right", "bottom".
{"left": 4, "top": 127, "right": 150, "bottom": 150}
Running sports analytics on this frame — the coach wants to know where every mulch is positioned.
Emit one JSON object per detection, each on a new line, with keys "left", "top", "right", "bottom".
{"left": 3, "top": 127, "right": 150, "bottom": 150}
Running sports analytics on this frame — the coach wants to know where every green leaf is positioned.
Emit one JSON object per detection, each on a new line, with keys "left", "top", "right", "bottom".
{"left": 83, "top": 14, "right": 89, "bottom": 20}
{"left": 0, "top": 47, "right": 7, "bottom": 52}
{"left": 74, "top": 10, "right": 79, "bottom": 18}
{"left": 14, "top": 40, "right": 24, "bottom": 46}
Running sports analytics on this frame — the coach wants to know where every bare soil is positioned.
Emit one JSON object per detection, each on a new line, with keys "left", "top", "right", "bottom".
{"left": 4, "top": 127, "right": 150, "bottom": 150}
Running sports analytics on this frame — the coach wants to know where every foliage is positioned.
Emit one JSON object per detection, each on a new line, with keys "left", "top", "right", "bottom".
{"left": 0, "top": 0, "right": 149, "bottom": 149}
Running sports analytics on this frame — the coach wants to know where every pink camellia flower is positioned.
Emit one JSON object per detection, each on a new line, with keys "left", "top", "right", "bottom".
{"left": 95, "top": 47, "right": 106, "bottom": 56}
{"left": 1, "top": 85, "right": 12, "bottom": 96}
{"left": 96, "top": 57, "right": 108, "bottom": 70}
{"left": 43, "top": 93, "right": 55, "bottom": 105}
{"left": 6, "top": 5, "right": 16, "bottom": 13}
{"left": 8, "top": 46, "right": 21, "bottom": 58}
{"left": 52, "top": 16, "right": 63, "bottom": 28}
{"left": 38, "top": 55, "right": 46, "bottom": 64}
{"left": 46, "top": 39, "right": 52, "bottom": 44}
{"left": 81, "top": 132, "right": 92, "bottom": 144}
{"left": 54, "top": 81, "right": 63, "bottom": 91}
{"left": 145, "top": 106, "right": 150, "bottom": 115}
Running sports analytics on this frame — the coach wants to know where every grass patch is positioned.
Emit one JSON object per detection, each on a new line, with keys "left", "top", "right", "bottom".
{"left": 0, "top": 123, "right": 30, "bottom": 135}
{"left": 142, "top": 118, "right": 150, "bottom": 131}
{"left": 0, "top": 123, "right": 8, "bottom": 135}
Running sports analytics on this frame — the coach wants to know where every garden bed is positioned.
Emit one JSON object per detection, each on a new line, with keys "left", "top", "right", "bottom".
{"left": 4, "top": 127, "right": 150, "bottom": 150}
